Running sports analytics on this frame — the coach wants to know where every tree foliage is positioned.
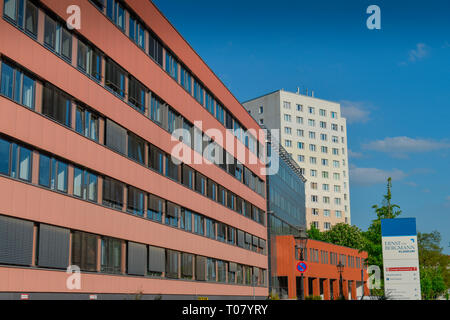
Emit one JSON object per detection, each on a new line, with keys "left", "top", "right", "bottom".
{"left": 322, "top": 223, "right": 364, "bottom": 250}
{"left": 362, "top": 178, "right": 401, "bottom": 273}
{"left": 307, "top": 222, "right": 364, "bottom": 250}
{"left": 418, "top": 231, "right": 450, "bottom": 299}
{"left": 307, "top": 223, "right": 322, "bottom": 241}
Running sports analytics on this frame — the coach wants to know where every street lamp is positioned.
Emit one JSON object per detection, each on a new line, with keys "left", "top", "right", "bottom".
{"left": 294, "top": 228, "right": 308, "bottom": 301}
{"left": 337, "top": 262, "right": 345, "bottom": 300}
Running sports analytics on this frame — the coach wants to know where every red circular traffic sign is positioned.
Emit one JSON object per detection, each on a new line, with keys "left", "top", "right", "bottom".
{"left": 297, "top": 262, "right": 307, "bottom": 273}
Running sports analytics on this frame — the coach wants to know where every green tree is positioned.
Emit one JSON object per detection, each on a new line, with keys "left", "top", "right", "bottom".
{"left": 322, "top": 223, "right": 364, "bottom": 250}
{"left": 307, "top": 223, "right": 322, "bottom": 241}
{"left": 361, "top": 177, "right": 401, "bottom": 296}
{"left": 418, "top": 231, "right": 449, "bottom": 299}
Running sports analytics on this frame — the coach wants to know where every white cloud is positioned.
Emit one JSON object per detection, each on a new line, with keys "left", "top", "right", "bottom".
{"left": 399, "top": 43, "right": 430, "bottom": 66}
{"left": 349, "top": 165, "right": 407, "bottom": 186}
{"left": 362, "top": 136, "right": 450, "bottom": 155}
{"left": 340, "top": 101, "right": 371, "bottom": 124}
{"left": 408, "top": 43, "right": 430, "bottom": 62}
{"left": 348, "top": 149, "right": 364, "bottom": 159}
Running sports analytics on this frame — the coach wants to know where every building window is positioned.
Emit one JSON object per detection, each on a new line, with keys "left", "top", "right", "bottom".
{"left": 207, "top": 179, "right": 217, "bottom": 201}
{"left": 77, "top": 39, "right": 102, "bottom": 81}
{"left": 311, "top": 195, "right": 318, "bottom": 203}
{"left": 217, "top": 260, "right": 226, "bottom": 282}
{"left": 102, "top": 177, "right": 124, "bottom": 210}
{"left": 308, "top": 119, "right": 315, "bottom": 127}
{"left": 147, "top": 194, "right": 163, "bottom": 222}
{"left": 324, "top": 209, "right": 330, "bottom": 217}
{"left": 297, "top": 155, "right": 304, "bottom": 162}
{"left": 127, "top": 186, "right": 145, "bottom": 216}
{"left": 181, "top": 164, "right": 194, "bottom": 189}
{"left": 71, "top": 231, "right": 97, "bottom": 272}
{"left": 165, "top": 51, "right": 178, "bottom": 81}
{"left": 101, "top": 237, "right": 122, "bottom": 274}
{"left": 105, "top": 59, "right": 126, "bottom": 97}
{"left": 285, "top": 140, "right": 292, "bottom": 148}
{"left": 128, "top": 132, "right": 145, "bottom": 165}
{"left": 149, "top": 32, "right": 163, "bottom": 66}
{"left": 73, "top": 166, "right": 98, "bottom": 202}
{"left": 193, "top": 79, "right": 204, "bottom": 106}
{"left": 128, "top": 76, "right": 146, "bottom": 113}
{"left": 180, "top": 65, "right": 192, "bottom": 94}
{"left": 75, "top": 106, "right": 99, "bottom": 142}
{"left": 217, "top": 222, "right": 226, "bottom": 242}
{"left": 283, "top": 101, "right": 291, "bottom": 109}
{"left": 180, "top": 208, "right": 192, "bottom": 232}
{"left": 0, "top": 139, "right": 32, "bottom": 182}
{"left": 297, "top": 129, "right": 304, "bottom": 137}
{"left": 331, "top": 111, "right": 338, "bottom": 118}
{"left": 149, "top": 144, "right": 164, "bottom": 174}
{"left": 308, "top": 106, "right": 315, "bottom": 114}
{"left": 181, "top": 253, "right": 193, "bottom": 279}
{"left": 309, "top": 131, "right": 316, "bottom": 139}
{"left": 312, "top": 208, "right": 319, "bottom": 216}
{"left": 44, "top": 15, "right": 72, "bottom": 61}
{"left": 165, "top": 250, "right": 179, "bottom": 279}
{"left": 206, "top": 258, "right": 216, "bottom": 282}
{"left": 149, "top": 245, "right": 166, "bottom": 277}
{"left": 296, "top": 104, "right": 303, "bottom": 111}
{"left": 215, "top": 103, "right": 225, "bottom": 125}
{"left": 322, "top": 171, "right": 329, "bottom": 179}
{"left": 1, "top": 61, "right": 35, "bottom": 110}
{"left": 336, "top": 210, "right": 342, "bottom": 218}
{"left": 193, "top": 213, "right": 204, "bottom": 236}
{"left": 4, "top": 0, "right": 38, "bottom": 37}
{"left": 38, "top": 155, "right": 68, "bottom": 192}
{"left": 321, "top": 158, "right": 329, "bottom": 166}
{"left": 320, "top": 134, "right": 327, "bottom": 142}
{"left": 284, "top": 127, "right": 292, "bottom": 135}
{"left": 106, "top": 0, "right": 125, "bottom": 30}
{"left": 195, "top": 172, "right": 206, "bottom": 196}
{"left": 309, "top": 144, "right": 316, "bottom": 152}
{"left": 42, "top": 83, "right": 71, "bottom": 127}
{"left": 165, "top": 202, "right": 179, "bottom": 227}
{"left": 205, "top": 218, "right": 216, "bottom": 239}
{"left": 105, "top": 119, "right": 127, "bottom": 155}
{"left": 129, "top": 15, "right": 146, "bottom": 49}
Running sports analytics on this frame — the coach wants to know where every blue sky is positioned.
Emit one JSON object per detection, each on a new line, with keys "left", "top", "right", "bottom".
{"left": 152, "top": 0, "right": 450, "bottom": 253}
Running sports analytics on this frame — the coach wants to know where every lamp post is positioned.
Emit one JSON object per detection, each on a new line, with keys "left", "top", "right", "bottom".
{"left": 294, "top": 228, "right": 308, "bottom": 301}
{"left": 337, "top": 262, "right": 345, "bottom": 300}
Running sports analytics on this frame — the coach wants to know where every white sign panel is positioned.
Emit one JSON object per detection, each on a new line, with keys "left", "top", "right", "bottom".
{"left": 381, "top": 218, "right": 421, "bottom": 300}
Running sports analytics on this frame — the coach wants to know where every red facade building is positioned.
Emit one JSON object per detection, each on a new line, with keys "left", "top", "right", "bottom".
{"left": 0, "top": 0, "right": 267, "bottom": 299}
{"left": 274, "top": 236, "right": 369, "bottom": 300}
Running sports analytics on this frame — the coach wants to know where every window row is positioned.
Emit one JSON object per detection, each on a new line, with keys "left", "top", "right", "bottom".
{"left": 0, "top": 214, "right": 267, "bottom": 286}
{"left": 0, "top": 57, "right": 265, "bottom": 199}
{"left": 0, "top": 135, "right": 266, "bottom": 253}
{"left": 296, "top": 246, "right": 365, "bottom": 269}
{"left": 3, "top": 0, "right": 263, "bottom": 161}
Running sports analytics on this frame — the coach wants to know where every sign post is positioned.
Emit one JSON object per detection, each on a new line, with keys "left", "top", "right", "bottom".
{"left": 381, "top": 218, "right": 421, "bottom": 300}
